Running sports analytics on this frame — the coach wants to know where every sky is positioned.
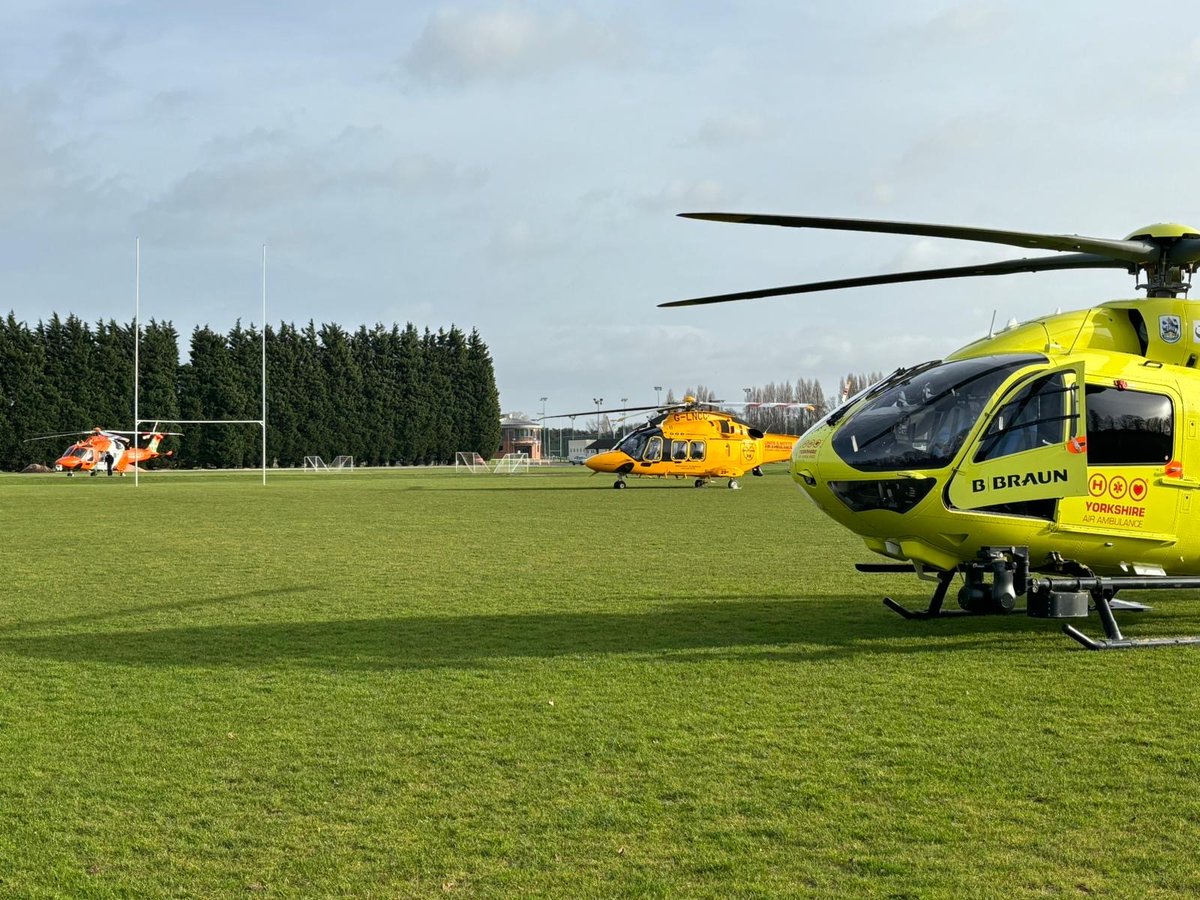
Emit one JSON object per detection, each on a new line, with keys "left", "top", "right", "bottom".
{"left": 3, "top": 1, "right": 1200, "bottom": 422}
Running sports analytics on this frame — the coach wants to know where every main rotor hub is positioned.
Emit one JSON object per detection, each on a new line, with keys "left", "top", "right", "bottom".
{"left": 1124, "top": 223, "right": 1200, "bottom": 298}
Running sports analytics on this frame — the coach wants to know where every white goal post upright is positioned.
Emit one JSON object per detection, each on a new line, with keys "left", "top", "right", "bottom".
{"left": 134, "top": 240, "right": 268, "bottom": 485}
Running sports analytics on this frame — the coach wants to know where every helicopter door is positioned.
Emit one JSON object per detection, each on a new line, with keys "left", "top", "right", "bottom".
{"left": 1054, "top": 382, "right": 1179, "bottom": 541}
{"left": 947, "top": 364, "right": 1088, "bottom": 512}
{"left": 642, "top": 436, "right": 663, "bottom": 464}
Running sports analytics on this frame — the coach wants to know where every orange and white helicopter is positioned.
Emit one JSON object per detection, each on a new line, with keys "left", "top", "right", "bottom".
{"left": 557, "top": 397, "right": 810, "bottom": 489}
{"left": 28, "top": 426, "right": 179, "bottom": 476}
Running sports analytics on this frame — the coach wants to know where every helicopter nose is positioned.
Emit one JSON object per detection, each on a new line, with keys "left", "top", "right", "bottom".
{"left": 585, "top": 451, "right": 620, "bottom": 473}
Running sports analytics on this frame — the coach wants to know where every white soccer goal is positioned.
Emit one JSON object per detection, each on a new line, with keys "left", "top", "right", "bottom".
{"left": 493, "top": 452, "right": 530, "bottom": 474}
{"left": 455, "top": 451, "right": 489, "bottom": 473}
{"left": 304, "top": 455, "right": 353, "bottom": 472}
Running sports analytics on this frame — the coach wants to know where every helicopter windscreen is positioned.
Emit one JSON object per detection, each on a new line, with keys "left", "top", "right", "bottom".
{"left": 831, "top": 353, "right": 1047, "bottom": 471}
{"left": 614, "top": 429, "right": 659, "bottom": 459}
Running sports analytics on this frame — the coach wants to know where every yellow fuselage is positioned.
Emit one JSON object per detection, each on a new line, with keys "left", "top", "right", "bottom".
{"left": 792, "top": 297, "right": 1200, "bottom": 575}
{"left": 587, "top": 410, "right": 797, "bottom": 483}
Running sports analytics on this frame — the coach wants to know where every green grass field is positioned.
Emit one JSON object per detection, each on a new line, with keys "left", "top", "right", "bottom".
{"left": 4, "top": 467, "right": 1200, "bottom": 898}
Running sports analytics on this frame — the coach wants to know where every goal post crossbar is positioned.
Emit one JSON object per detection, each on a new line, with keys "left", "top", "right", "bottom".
{"left": 135, "top": 418, "right": 267, "bottom": 480}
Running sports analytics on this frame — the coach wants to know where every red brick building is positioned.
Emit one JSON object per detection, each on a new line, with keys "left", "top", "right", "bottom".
{"left": 499, "top": 413, "right": 543, "bottom": 460}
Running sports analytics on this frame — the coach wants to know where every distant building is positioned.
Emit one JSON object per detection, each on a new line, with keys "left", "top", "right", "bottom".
{"left": 567, "top": 436, "right": 617, "bottom": 464}
{"left": 499, "top": 413, "right": 543, "bottom": 460}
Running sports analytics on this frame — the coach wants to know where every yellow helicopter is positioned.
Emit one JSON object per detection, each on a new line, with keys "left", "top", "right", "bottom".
{"left": 665, "top": 212, "right": 1200, "bottom": 649}
{"left": 560, "top": 397, "right": 806, "bottom": 489}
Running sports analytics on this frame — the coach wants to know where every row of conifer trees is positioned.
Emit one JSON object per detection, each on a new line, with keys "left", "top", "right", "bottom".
{"left": 0, "top": 313, "right": 501, "bottom": 471}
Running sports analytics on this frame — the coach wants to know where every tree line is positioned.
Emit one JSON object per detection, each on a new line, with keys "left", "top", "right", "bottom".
{"left": 0, "top": 313, "right": 501, "bottom": 471}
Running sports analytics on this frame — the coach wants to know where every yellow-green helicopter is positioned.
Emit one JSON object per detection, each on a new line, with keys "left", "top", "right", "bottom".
{"left": 664, "top": 213, "right": 1200, "bottom": 648}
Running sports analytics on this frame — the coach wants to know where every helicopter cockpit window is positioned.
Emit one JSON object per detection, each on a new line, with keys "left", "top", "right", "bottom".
{"left": 1084, "top": 386, "right": 1173, "bottom": 465}
{"left": 70, "top": 448, "right": 92, "bottom": 460}
{"left": 690, "top": 441, "right": 706, "bottom": 461}
{"left": 643, "top": 436, "right": 663, "bottom": 462}
{"left": 831, "top": 354, "right": 1046, "bottom": 472}
{"left": 975, "top": 373, "right": 1073, "bottom": 463}
{"left": 615, "top": 430, "right": 654, "bottom": 461}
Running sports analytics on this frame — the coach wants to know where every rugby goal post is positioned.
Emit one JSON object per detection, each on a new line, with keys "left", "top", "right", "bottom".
{"left": 133, "top": 239, "right": 269, "bottom": 485}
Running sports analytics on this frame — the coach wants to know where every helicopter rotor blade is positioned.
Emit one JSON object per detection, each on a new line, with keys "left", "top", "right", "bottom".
{"left": 542, "top": 404, "right": 666, "bottom": 420}
{"left": 660, "top": 253, "right": 1128, "bottom": 308}
{"left": 22, "top": 431, "right": 92, "bottom": 442}
{"left": 104, "top": 434, "right": 183, "bottom": 441}
{"left": 679, "top": 213, "right": 1160, "bottom": 265}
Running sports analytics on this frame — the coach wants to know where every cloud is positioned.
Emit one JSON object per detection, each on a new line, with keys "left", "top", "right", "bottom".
{"left": 488, "top": 220, "right": 563, "bottom": 261}
{"left": 688, "top": 113, "right": 773, "bottom": 148}
{"left": 404, "top": 3, "right": 628, "bottom": 84}
{"left": 636, "top": 179, "right": 731, "bottom": 213}
{"left": 0, "top": 90, "right": 55, "bottom": 211}
{"left": 0, "top": 29, "right": 130, "bottom": 221}
{"left": 0, "top": 83, "right": 131, "bottom": 224}
{"left": 141, "top": 126, "right": 486, "bottom": 231}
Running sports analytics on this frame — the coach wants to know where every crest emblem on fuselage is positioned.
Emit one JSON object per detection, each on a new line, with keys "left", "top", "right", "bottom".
{"left": 1160, "top": 314, "right": 1182, "bottom": 344}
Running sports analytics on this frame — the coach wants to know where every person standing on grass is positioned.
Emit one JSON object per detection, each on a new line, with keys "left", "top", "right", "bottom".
{"left": 104, "top": 451, "right": 115, "bottom": 476}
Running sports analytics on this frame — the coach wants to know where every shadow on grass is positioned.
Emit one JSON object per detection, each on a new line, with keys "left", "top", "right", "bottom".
{"left": 0, "top": 593, "right": 1078, "bottom": 670}
{"left": 0, "top": 586, "right": 318, "bottom": 636}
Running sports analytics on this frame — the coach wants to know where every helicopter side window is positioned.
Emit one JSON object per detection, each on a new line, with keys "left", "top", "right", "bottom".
{"left": 1085, "top": 386, "right": 1173, "bottom": 465}
{"left": 975, "top": 373, "right": 1072, "bottom": 463}
{"left": 690, "top": 441, "right": 706, "bottom": 461}
{"left": 671, "top": 440, "right": 688, "bottom": 461}
{"left": 644, "top": 436, "right": 663, "bottom": 462}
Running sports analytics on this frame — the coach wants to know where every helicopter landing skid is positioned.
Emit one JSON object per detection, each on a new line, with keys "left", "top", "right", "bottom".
{"left": 857, "top": 561, "right": 1029, "bottom": 619}
{"left": 875, "top": 570, "right": 1027, "bottom": 620}
{"left": 863, "top": 553, "right": 1200, "bottom": 647}
{"left": 1030, "top": 575, "right": 1200, "bottom": 650}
